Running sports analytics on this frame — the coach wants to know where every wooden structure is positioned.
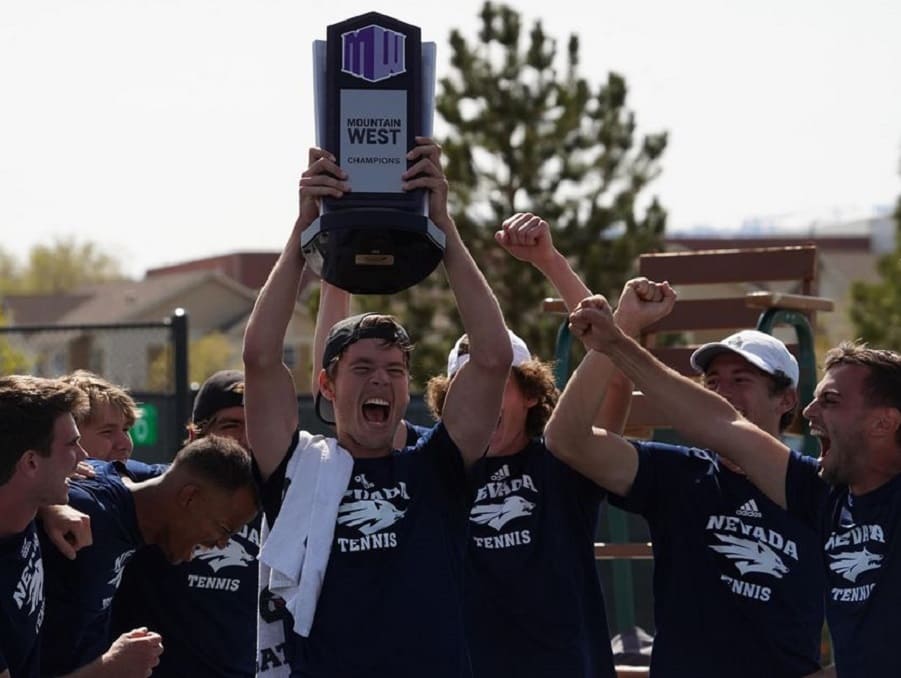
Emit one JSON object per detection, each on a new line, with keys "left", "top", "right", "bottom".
{"left": 544, "top": 244, "right": 834, "bottom": 631}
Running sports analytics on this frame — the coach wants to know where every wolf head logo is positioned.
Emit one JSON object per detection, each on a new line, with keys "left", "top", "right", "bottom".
{"left": 829, "top": 548, "right": 883, "bottom": 583}
{"left": 13, "top": 553, "right": 44, "bottom": 616}
{"left": 337, "top": 499, "right": 406, "bottom": 535}
{"left": 107, "top": 549, "right": 136, "bottom": 589}
{"left": 193, "top": 539, "right": 255, "bottom": 573}
{"left": 469, "top": 495, "right": 535, "bottom": 531}
{"left": 710, "top": 533, "right": 790, "bottom": 579}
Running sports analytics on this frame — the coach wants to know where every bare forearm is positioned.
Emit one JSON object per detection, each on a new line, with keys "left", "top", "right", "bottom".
{"left": 605, "top": 331, "right": 744, "bottom": 443}
{"left": 547, "top": 349, "right": 615, "bottom": 447}
{"left": 442, "top": 222, "right": 511, "bottom": 371}
{"left": 534, "top": 250, "right": 591, "bottom": 312}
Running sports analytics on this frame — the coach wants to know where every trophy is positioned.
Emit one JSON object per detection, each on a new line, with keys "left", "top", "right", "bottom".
{"left": 302, "top": 12, "right": 445, "bottom": 295}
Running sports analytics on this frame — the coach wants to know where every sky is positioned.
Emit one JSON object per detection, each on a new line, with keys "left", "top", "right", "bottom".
{"left": 2, "top": 0, "right": 899, "bottom": 279}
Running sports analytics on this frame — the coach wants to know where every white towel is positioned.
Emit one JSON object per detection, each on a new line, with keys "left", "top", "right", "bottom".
{"left": 260, "top": 431, "right": 353, "bottom": 638}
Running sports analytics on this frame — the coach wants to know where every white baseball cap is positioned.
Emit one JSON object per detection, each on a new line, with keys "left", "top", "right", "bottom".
{"left": 447, "top": 329, "right": 532, "bottom": 377}
{"left": 690, "top": 329, "right": 799, "bottom": 387}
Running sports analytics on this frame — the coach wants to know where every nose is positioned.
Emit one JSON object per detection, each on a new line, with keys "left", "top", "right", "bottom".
{"left": 802, "top": 400, "right": 818, "bottom": 421}
{"left": 369, "top": 368, "right": 389, "bottom": 385}
{"left": 76, "top": 443, "right": 88, "bottom": 462}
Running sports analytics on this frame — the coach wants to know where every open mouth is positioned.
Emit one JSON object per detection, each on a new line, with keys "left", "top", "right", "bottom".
{"left": 810, "top": 427, "right": 831, "bottom": 459}
{"left": 362, "top": 398, "right": 390, "bottom": 424}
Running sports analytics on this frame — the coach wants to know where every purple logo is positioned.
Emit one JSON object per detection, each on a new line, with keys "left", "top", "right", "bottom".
{"left": 341, "top": 24, "right": 406, "bottom": 83}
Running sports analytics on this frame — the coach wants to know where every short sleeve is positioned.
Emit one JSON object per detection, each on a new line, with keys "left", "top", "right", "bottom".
{"left": 608, "top": 441, "right": 705, "bottom": 517}
{"left": 255, "top": 429, "right": 300, "bottom": 525}
{"left": 785, "top": 451, "right": 829, "bottom": 529}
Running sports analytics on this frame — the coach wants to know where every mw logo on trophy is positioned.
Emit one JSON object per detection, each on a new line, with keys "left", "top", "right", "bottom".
{"left": 302, "top": 12, "right": 444, "bottom": 295}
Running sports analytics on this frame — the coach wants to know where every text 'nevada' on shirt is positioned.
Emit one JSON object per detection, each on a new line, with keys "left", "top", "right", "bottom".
{"left": 0, "top": 522, "right": 44, "bottom": 678}
{"left": 465, "top": 439, "right": 615, "bottom": 678}
{"left": 39, "top": 460, "right": 144, "bottom": 675}
{"left": 260, "top": 423, "right": 470, "bottom": 678}
{"left": 608, "top": 442, "right": 824, "bottom": 678}
{"left": 110, "top": 462, "right": 261, "bottom": 678}
{"left": 786, "top": 451, "right": 901, "bottom": 677}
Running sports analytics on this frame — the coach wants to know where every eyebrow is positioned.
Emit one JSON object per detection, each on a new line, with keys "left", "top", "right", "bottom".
{"left": 348, "top": 357, "right": 407, "bottom": 369}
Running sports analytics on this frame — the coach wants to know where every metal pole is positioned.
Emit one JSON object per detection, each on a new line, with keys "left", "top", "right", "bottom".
{"left": 756, "top": 308, "right": 819, "bottom": 457}
{"left": 171, "top": 308, "right": 189, "bottom": 456}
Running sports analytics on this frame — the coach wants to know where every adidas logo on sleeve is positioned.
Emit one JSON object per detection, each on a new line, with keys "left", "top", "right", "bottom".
{"left": 736, "top": 499, "right": 763, "bottom": 518}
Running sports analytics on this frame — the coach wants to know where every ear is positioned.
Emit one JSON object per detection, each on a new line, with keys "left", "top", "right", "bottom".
{"left": 176, "top": 483, "right": 200, "bottom": 509}
{"left": 16, "top": 450, "right": 40, "bottom": 478}
{"left": 778, "top": 388, "right": 799, "bottom": 417}
{"left": 318, "top": 369, "right": 336, "bottom": 402}
{"left": 871, "top": 407, "right": 901, "bottom": 440}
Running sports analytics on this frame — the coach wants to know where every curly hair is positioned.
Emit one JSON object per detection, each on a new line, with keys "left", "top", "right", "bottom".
{"left": 426, "top": 359, "right": 559, "bottom": 439}
{"left": 61, "top": 370, "right": 140, "bottom": 428}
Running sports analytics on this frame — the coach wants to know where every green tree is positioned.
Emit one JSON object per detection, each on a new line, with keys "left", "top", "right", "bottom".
{"left": 360, "top": 2, "right": 667, "bottom": 386}
{"left": 850, "top": 195, "right": 901, "bottom": 351}
{"left": 0, "top": 308, "right": 31, "bottom": 374}
{"left": 19, "top": 237, "right": 124, "bottom": 293}
{"left": 189, "top": 332, "right": 241, "bottom": 385}
{"left": 0, "top": 247, "right": 21, "bottom": 296}
{"left": 147, "top": 332, "right": 242, "bottom": 391}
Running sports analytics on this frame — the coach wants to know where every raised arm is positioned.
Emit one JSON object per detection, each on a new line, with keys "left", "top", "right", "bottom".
{"left": 494, "top": 213, "right": 675, "bottom": 433}
{"left": 494, "top": 212, "right": 591, "bottom": 310}
{"left": 602, "top": 278, "right": 677, "bottom": 433}
{"left": 243, "top": 148, "right": 348, "bottom": 480}
{"left": 543, "top": 282, "right": 675, "bottom": 496}
{"left": 403, "top": 138, "right": 512, "bottom": 466}
{"left": 567, "top": 296, "right": 792, "bottom": 507}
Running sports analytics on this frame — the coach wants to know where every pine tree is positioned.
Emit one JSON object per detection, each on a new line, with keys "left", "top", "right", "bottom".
{"left": 850, "top": 194, "right": 901, "bottom": 351}
{"left": 361, "top": 2, "right": 667, "bottom": 386}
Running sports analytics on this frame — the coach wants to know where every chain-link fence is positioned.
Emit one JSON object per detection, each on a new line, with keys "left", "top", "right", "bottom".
{"left": 0, "top": 310, "right": 189, "bottom": 463}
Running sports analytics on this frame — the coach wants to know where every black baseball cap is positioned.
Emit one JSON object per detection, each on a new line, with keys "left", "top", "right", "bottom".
{"left": 315, "top": 313, "right": 410, "bottom": 425}
{"left": 192, "top": 370, "right": 245, "bottom": 424}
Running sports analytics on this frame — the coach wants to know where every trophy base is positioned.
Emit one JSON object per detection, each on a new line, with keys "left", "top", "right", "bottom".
{"left": 300, "top": 209, "right": 446, "bottom": 294}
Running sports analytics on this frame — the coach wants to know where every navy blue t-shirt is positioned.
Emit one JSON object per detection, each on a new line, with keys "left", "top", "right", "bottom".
{"left": 405, "top": 421, "right": 433, "bottom": 446}
{"left": 610, "top": 442, "right": 824, "bottom": 677}
{"left": 0, "top": 522, "right": 44, "bottom": 678}
{"left": 466, "top": 440, "right": 614, "bottom": 678}
{"left": 111, "top": 462, "right": 260, "bottom": 678}
{"left": 259, "top": 423, "right": 469, "bottom": 678}
{"left": 112, "top": 517, "right": 261, "bottom": 677}
{"left": 786, "top": 451, "right": 901, "bottom": 676}
{"left": 40, "top": 460, "right": 144, "bottom": 675}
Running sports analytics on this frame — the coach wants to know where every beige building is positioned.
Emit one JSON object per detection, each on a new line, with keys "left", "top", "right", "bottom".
{"left": 2, "top": 267, "right": 316, "bottom": 393}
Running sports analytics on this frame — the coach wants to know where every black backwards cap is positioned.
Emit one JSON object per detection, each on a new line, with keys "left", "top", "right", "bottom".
{"left": 315, "top": 313, "right": 411, "bottom": 425}
{"left": 192, "top": 370, "right": 245, "bottom": 424}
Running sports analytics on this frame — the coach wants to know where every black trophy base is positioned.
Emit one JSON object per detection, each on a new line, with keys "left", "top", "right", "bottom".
{"left": 300, "top": 208, "right": 446, "bottom": 294}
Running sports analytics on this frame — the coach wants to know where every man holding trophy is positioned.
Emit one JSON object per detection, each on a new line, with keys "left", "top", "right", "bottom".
{"left": 244, "top": 130, "right": 512, "bottom": 675}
